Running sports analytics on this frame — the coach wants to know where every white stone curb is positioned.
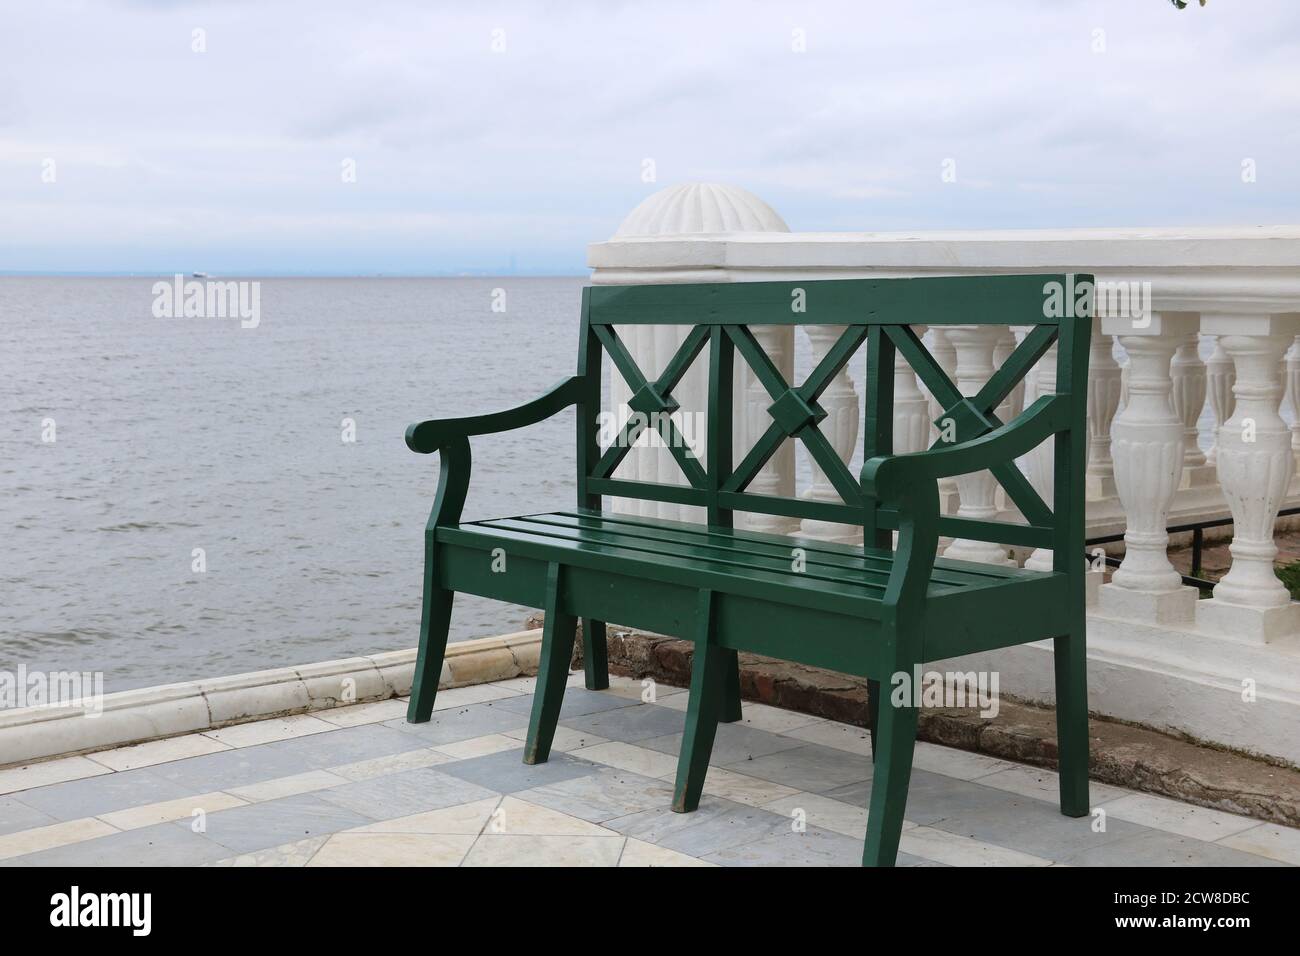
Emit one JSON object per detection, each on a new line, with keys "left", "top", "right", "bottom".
{"left": 0, "top": 631, "right": 543, "bottom": 769}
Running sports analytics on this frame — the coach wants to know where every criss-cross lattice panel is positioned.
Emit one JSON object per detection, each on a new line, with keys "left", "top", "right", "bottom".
{"left": 578, "top": 276, "right": 1082, "bottom": 538}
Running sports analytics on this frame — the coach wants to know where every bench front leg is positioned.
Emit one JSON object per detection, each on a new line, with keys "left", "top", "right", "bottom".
{"left": 524, "top": 563, "right": 578, "bottom": 765}
{"left": 862, "top": 690, "right": 919, "bottom": 867}
{"left": 672, "top": 590, "right": 725, "bottom": 813}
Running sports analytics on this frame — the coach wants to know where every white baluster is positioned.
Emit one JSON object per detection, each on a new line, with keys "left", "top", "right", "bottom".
{"left": 1086, "top": 327, "right": 1122, "bottom": 500}
{"left": 893, "top": 325, "right": 931, "bottom": 455}
{"left": 927, "top": 327, "right": 961, "bottom": 517}
{"left": 1197, "top": 315, "right": 1300, "bottom": 643}
{"left": 1205, "top": 336, "right": 1236, "bottom": 467}
{"left": 1023, "top": 341, "right": 1057, "bottom": 572}
{"left": 1287, "top": 334, "right": 1300, "bottom": 461}
{"left": 1171, "top": 333, "right": 1214, "bottom": 487}
{"left": 939, "top": 325, "right": 1016, "bottom": 566}
{"left": 1098, "top": 313, "right": 1199, "bottom": 625}
{"left": 800, "top": 326, "right": 862, "bottom": 544}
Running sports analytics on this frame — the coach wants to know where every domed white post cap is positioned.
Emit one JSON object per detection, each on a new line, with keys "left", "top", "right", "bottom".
{"left": 613, "top": 183, "right": 789, "bottom": 237}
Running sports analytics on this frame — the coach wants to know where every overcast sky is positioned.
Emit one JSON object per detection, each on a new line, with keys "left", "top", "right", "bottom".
{"left": 2, "top": 0, "right": 1298, "bottom": 275}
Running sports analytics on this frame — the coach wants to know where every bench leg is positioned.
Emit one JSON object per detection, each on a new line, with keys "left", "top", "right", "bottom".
{"left": 581, "top": 618, "right": 609, "bottom": 691}
{"left": 672, "top": 591, "right": 725, "bottom": 813}
{"left": 407, "top": 535, "right": 453, "bottom": 724}
{"left": 720, "top": 649, "right": 743, "bottom": 723}
{"left": 524, "top": 564, "right": 577, "bottom": 765}
{"left": 1053, "top": 629, "right": 1090, "bottom": 817}
{"left": 861, "top": 697, "right": 918, "bottom": 867}
{"left": 866, "top": 678, "right": 881, "bottom": 763}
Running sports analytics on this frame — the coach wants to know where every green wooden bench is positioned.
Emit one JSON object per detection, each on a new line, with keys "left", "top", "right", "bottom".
{"left": 404, "top": 276, "right": 1093, "bottom": 866}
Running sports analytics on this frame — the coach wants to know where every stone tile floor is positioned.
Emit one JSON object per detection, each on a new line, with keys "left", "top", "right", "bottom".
{"left": 1, "top": 674, "right": 1297, "bottom": 867}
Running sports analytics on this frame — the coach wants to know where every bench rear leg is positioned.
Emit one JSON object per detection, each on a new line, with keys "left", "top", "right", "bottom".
{"left": 407, "top": 535, "right": 453, "bottom": 724}
{"left": 866, "top": 677, "right": 881, "bottom": 762}
{"left": 672, "top": 591, "right": 725, "bottom": 813}
{"left": 1053, "top": 629, "right": 1090, "bottom": 817}
{"left": 862, "top": 698, "right": 918, "bottom": 867}
{"left": 581, "top": 618, "right": 609, "bottom": 691}
{"left": 524, "top": 563, "right": 578, "bottom": 765}
{"left": 719, "top": 649, "right": 742, "bottom": 723}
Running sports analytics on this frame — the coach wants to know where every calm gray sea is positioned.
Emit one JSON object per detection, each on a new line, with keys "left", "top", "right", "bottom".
{"left": 2, "top": 277, "right": 586, "bottom": 693}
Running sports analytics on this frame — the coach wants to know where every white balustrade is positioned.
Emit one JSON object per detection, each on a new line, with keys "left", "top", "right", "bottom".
{"left": 799, "top": 325, "right": 862, "bottom": 543}
{"left": 591, "top": 183, "right": 1300, "bottom": 762}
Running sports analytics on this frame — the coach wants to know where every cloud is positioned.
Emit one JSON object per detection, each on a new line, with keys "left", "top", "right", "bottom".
{"left": 1, "top": 0, "right": 1297, "bottom": 272}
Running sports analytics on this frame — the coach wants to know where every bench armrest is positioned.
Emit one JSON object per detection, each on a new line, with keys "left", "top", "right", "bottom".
{"left": 405, "top": 375, "right": 587, "bottom": 454}
{"left": 860, "top": 395, "right": 1068, "bottom": 504}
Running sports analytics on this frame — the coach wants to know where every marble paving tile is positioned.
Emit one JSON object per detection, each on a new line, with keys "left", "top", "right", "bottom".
{"left": 702, "top": 824, "right": 864, "bottom": 867}
{"left": 190, "top": 793, "right": 373, "bottom": 855}
{"left": 432, "top": 682, "right": 524, "bottom": 710}
{"left": 13, "top": 767, "right": 202, "bottom": 822}
{"left": 313, "top": 699, "right": 409, "bottom": 728}
{"left": 328, "top": 748, "right": 454, "bottom": 782}
{"left": 0, "top": 796, "right": 58, "bottom": 837}
{"left": 433, "top": 733, "right": 523, "bottom": 760}
{"left": 517, "top": 767, "right": 676, "bottom": 824}
{"left": 912, "top": 741, "right": 1018, "bottom": 781}
{"left": 606, "top": 797, "right": 793, "bottom": 858}
{"left": 619, "top": 837, "right": 715, "bottom": 867}
{"left": 724, "top": 743, "right": 872, "bottom": 793}
{"left": 349, "top": 796, "right": 503, "bottom": 836}
{"left": 572, "top": 741, "right": 679, "bottom": 778}
{"left": 146, "top": 744, "right": 318, "bottom": 793}
{"left": 226, "top": 769, "right": 349, "bottom": 803}
{"left": 640, "top": 722, "right": 806, "bottom": 766}
{"left": 1217, "top": 823, "right": 1300, "bottom": 866}
{"left": 462, "top": 833, "right": 626, "bottom": 867}
{"left": 261, "top": 723, "right": 432, "bottom": 770}
{"left": 436, "top": 747, "right": 601, "bottom": 795}
{"left": 98, "top": 791, "right": 247, "bottom": 830}
{"left": 0, "top": 817, "right": 119, "bottom": 862}
{"left": 0, "top": 756, "right": 112, "bottom": 796}
{"left": 561, "top": 703, "right": 687, "bottom": 743}
{"left": 308, "top": 832, "right": 476, "bottom": 867}
{"left": 502, "top": 725, "right": 609, "bottom": 754}
{"left": 781, "top": 720, "right": 873, "bottom": 756}
{"left": 6, "top": 821, "right": 228, "bottom": 867}
{"left": 492, "top": 687, "right": 639, "bottom": 720}
{"left": 315, "top": 766, "right": 498, "bottom": 821}
{"left": 203, "top": 714, "right": 337, "bottom": 748}
{"left": 1096, "top": 792, "right": 1260, "bottom": 842}
{"left": 87, "top": 733, "right": 232, "bottom": 772}
{"left": 207, "top": 836, "right": 328, "bottom": 867}
{"left": 1063, "top": 828, "right": 1287, "bottom": 867}
{"left": 976, "top": 764, "right": 1129, "bottom": 806}
{"left": 761, "top": 792, "right": 871, "bottom": 839}
{"left": 678, "top": 767, "right": 801, "bottom": 808}
{"left": 734, "top": 702, "right": 825, "bottom": 734}
{"left": 491, "top": 796, "right": 620, "bottom": 837}
{"left": 899, "top": 824, "right": 1054, "bottom": 867}
{"left": 384, "top": 701, "right": 530, "bottom": 745}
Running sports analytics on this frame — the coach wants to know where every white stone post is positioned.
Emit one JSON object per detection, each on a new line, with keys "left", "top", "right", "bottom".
{"left": 799, "top": 326, "right": 862, "bottom": 543}
{"left": 893, "top": 326, "right": 931, "bottom": 456}
{"left": 1171, "top": 333, "right": 1214, "bottom": 487}
{"left": 1287, "top": 334, "right": 1300, "bottom": 460}
{"left": 926, "top": 327, "right": 961, "bottom": 517}
{"left": 1205, "top": 336, "right": 1236, "bottom": 467}
{"left": 1098, "top": 313, "right": 1199, "bottom": 624}
{"left": 939, "top": 324, "right": 1016, "bottom": 566}
{"left": 1022, "top": 341, "right": 1057, "bottom": 572}
{"left": 1197, "top": 314, "right": 1300, "bottom": 642}
{"left": 1086, "top": 327, "right": 1122, "bottom": 500}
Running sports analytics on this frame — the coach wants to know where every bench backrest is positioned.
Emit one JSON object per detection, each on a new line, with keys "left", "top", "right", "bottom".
{"left": 575, "top": 275, "right": 1092, "bottom": 565}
